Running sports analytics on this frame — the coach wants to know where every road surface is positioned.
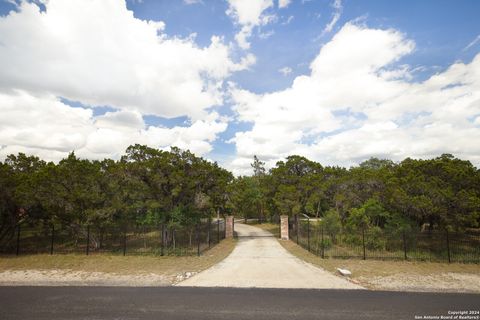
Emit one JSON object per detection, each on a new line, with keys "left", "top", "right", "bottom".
{"left": 0, "top": 286, "right": 478, "bottom": 320}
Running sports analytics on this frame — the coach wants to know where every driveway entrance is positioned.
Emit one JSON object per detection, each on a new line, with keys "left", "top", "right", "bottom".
{"left": 177, "top": 223, "right": 362, "bottom": 289}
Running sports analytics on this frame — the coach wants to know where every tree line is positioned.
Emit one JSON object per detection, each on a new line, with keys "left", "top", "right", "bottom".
{"left": 231, "top": 154, "right": 480, "bottom": 235}
{"left": 1, "top": 145, "right": 479, "bottom": 245}
{"left": 0, "top": 145, "right": 232, "bottom": 244}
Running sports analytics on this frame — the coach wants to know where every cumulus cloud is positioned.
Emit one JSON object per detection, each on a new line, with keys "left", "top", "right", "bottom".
{"left": 228, "top": 23, "right": 480, "bottom": 175}
{"left": 0, "top": 0, "right": 252, "bottom": 120}
{"left": 0, "top": 90, "right": 228, "bottom": 161}
{"left": 226, "top": 0, "right": 275, "bottom": 49}
{"left": 0, "top": 0, "right": 242, "bottom": 162}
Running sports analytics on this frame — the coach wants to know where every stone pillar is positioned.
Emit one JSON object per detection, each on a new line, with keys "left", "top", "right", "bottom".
{"left": 225, "top": 215, "right": 234, "bottom": 238}
{"left": 280, "top": 215, "right": 289, "bottom": 240}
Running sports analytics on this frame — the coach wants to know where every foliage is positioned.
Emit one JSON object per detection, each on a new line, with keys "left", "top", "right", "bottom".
{"left": 1, "top": 148, "right": 479, "bottom": 245}
{"left": 321, "top": 209, "right": 342, "bottom": 243}
{"left": 0, "top": 146, "right": 232, "bottom": 243}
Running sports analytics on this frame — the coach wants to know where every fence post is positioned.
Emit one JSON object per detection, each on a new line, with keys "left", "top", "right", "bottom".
{"left": 217, "top": 218, "right": 220, "bottom": 243}
{"left": 446, "top": 229, "right": 451, "bottom": 263}
{"left": 50, "top": 225, "right": 55, "bottom": 255}
{"left": 16, "top": 225, "right": 20, "bottom": 256}
{"left": 362, "top": 227, "right": 366, "bottom": 260}
{"left": 321, "top": 223, "right": 325, "bottom": 259}
{"left": 86, "top": 225, "right": 90, "bottom": 256}
{"left": 280, "top": 215, "right": 289, "bottom": 240}
{"left": 196, "top": 224, "right": 200, "bottom": 256}
{"left": 208, "top": 218, "right": 211, "bottom": 249}
{"left": 123, "top": 228, "right": 127, "bottom": 256}
{"left": 161, "top": 223, "right": 165, "bottom": 256}
{"left": 307, "top": 217, "right": 310, "bottom": 252}
{"left": 296, "top": 215, "right": 299, "bottom": 245}
{"left": 225, "top": 216, "right": 234, "bottom": 238}
{"left": 402, "top": 231, "right": 407, "bottom": 260}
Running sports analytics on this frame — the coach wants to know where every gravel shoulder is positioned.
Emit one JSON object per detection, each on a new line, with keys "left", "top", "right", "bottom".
{"left": 177, "top": 223, "right": 362, "bottom": 289}
{"left": 0, "top": 269, "right": 171, "bottom": 286}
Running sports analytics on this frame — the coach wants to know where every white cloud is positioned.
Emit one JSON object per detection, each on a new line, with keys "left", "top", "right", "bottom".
{"left": 0, "top": 90, "right": 228, "bottom": 161}
{"left": 228, "top": 23, "right": 480, "bottom": 175}
{"left": 258, "top": 30, "right": 275, "bottom": 39}
{"left": 3, "top": 0, "right": 19, "bottom": 6}
{"left": 278, "top": 0, "right": 291, "bottom": 9}
{"left": 278, "top": 66, "right": 292, "bottom": 76}
{"left": 0, "top": 0, "right": 242, "bottom": 162}
{"left": 226, "top": 0, "right": 275, "bottom": 49}
{"left": 463, "top": 34, "right": 480, "bottom": 52}
{"left": 0, "top": 0, "right": 252, "bottom": 120}
{"left": 282, "top": 15, "right": 294, "bottom": 25}
{"left": 226, "top": 0, "right": 274, "bottom": 25}
{"left": 321, "top": 0, "right": 342, "bottom": 36}
{"left": 183, "top": 0, "right": 203, "bottom": 5}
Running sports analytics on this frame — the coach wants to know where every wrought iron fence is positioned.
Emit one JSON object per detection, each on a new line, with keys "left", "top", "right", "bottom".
{"left": 289, "top": 215, "right": 480, "bottom": 263}
{"left": 0, "top": 218, "right": 226, "bottom": 256}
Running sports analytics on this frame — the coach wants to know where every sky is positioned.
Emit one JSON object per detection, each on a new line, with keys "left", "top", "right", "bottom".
{"left": 0, "top": 0, "right": 479, "bottom": 175}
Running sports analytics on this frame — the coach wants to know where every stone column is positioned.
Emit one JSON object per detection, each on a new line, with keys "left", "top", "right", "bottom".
{"left": 280, "top": 215, "right": 289, "bottom": 240}
{"left": 225, "top": 215, "right": 234, "bottom": 238}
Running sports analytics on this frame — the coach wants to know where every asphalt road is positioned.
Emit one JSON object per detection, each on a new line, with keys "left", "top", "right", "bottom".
{"left": 0, "top": 287, "right": 478, "bottom": 320}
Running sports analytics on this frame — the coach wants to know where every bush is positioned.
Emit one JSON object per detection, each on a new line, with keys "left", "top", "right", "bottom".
{"left": 365, "top": 226, "right": 386, "bottom": 250}
{"left": 344, "top": 233, "right": 362, "bottom": 246}
{"left": 320, "top": 237, "right": 333, "bottom": 249}
{"left": 322, "top": 209, "right": 341, "bottom": 243}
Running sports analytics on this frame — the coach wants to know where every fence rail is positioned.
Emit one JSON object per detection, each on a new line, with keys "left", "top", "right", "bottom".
{"left": 0, "top": 218, "right": 226, "bottom": 256}
{"left": 289, "top": 216, "right": 480, "bottom": 263}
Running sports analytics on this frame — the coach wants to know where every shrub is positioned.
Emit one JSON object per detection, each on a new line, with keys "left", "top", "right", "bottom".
{"left": 322, "top": 209, "right": 342, "bottom": 243}
{"left": 365, "top": 226, "right": 386, "bottom": 250}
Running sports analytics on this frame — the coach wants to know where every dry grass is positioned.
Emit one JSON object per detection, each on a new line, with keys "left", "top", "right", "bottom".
{"left": 0, "top": 238, "right": 236, "bottom": 277}
{"left": 279, "top": 239, "right": 480, "bottom": 292}
{"left": 249, "top": 222, "right": 280, "bottom": 237}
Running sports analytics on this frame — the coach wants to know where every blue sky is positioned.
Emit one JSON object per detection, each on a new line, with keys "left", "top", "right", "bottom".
{"left": 0, "top": 0, "right": 479, "bottom": 174}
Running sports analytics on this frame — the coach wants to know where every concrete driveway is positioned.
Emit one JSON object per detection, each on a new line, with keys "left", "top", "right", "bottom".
{"left": 177, "top": 223, "right": 362, "bottom": 289}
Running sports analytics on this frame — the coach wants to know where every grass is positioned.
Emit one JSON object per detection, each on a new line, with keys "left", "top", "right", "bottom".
{"left": 0, "top": 238, "right": 236, "bottom": 277}
{"left": 279, "top": 239, "right": 480, "bottom": 290}
{"left": 248, "top": 222, "right": 280, "bottom": 237}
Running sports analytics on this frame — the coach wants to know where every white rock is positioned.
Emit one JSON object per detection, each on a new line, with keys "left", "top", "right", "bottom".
{"left": 336, "top": 268, "right": 352, "bottom": 276}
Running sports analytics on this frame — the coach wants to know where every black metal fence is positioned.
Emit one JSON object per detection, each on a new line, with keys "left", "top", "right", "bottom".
{"left": 289, "top": 215, "right": 480, "bottom": 263}
{"left": 0, "top": 218, "right": 226, "bottom": 256}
